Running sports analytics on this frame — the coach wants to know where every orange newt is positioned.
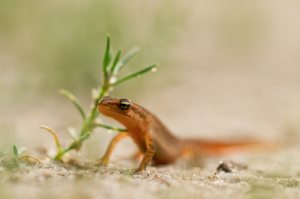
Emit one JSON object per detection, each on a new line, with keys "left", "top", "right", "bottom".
{"left": 97, "top": 97, "right": 267, "bottom": 172}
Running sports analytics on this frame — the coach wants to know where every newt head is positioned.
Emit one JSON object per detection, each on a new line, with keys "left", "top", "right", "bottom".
{"left": 98, "top": 96, "right": 131, "bottom": 115}
{"left": 98, "top": 96, "right": 142, "bottom": 128}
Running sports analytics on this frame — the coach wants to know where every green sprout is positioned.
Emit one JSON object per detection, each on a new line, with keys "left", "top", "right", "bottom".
{"left": 13, "top": 145, "right": 23, "bottom": 157}
{"left": 0, "top": 145, "right": 40, "bottom": 170}
{"left": 41, "top": 35, "right": 157, "bottom": 161}
{"left": 12, "top": 145, "right": 41, "bottom": 164}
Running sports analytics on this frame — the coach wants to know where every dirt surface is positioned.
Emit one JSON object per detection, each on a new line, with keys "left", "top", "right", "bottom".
{"left": 1, "top": 146, "right": 300, "bottom": 199}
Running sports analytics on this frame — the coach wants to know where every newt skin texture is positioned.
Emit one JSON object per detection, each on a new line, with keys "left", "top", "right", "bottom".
{"left": 97, "top": 97, "right": 262, "bottom": 172}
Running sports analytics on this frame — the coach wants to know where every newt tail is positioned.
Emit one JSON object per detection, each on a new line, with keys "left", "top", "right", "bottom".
{"left": 97, "top": 97, "right": 272, "bottom": 172}
{"left": 180, "top": 138, "right": 269, "bottom": 156}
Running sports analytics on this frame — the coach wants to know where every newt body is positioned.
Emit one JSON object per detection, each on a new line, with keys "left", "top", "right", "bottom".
{"left": 98, "top": 97, "right": 263, "bottom": 172}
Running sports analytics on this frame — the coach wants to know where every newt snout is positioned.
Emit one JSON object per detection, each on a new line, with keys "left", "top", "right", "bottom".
{"left": 98, "top": 96, "right": 112, "bottom": 106}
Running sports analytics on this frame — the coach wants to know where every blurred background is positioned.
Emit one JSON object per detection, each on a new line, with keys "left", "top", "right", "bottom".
{"left": 1, "top": 0, "right": 300, "bottom": 158}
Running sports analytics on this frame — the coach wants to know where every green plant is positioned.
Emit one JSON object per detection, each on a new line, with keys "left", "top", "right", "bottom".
{"left": 0, "top": 146, "right": 21, "bottom": 170}
{"left": 0, "top": 145, "right": 39, "bottom": 170}
{"left": 41, "top": 35, "right": 157, "bottom": 161}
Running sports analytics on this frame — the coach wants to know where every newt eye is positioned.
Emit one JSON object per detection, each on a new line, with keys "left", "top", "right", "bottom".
{"left": 118, "top": 99, "right": 131, "bottom": 110}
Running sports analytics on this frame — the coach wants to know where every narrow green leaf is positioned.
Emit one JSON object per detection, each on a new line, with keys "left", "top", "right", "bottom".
{"left": 112, "top": 64, "right": 157, "bottom": 86}
{"left": 59, "top": 89, "right": 86, "bottom": 119}
{"left": 20, "top": 155, "right": 42, "bottom": 164}
{"left": 102, "top": 34, "right": 111, "bottom": 79}
{"left": 94, "top": 123, "right": 127, "bottom": 132}
{"left": 110, "top": 48, "right": 122, "bottom": 74}
{"left": 114, "top": 47, "right": 139, "bottom": 73}
{"left": 13, "top": 145, "right": 18, "bottom": 156}
{"left": 40, "top": 126, "right": 62, "bottom": 150}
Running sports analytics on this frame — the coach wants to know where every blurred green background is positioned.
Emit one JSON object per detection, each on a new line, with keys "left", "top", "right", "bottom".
{"left": 1, "top": 0, "right": 300, "bottom": 155}
{"left": 0, "top": 0, "right": 185, "bottom": 97}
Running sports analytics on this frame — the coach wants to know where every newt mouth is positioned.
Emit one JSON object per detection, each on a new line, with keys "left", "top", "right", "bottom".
{"left": 98, "top": 97, "right": 113, "bottom": 114}
{"left": 98, "top": 105, "right": 112, "bottom": 115}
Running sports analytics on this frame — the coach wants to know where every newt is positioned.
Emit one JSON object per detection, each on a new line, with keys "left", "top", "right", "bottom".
{"left": 97, "top": 96, "right": 268, "bottom": 172}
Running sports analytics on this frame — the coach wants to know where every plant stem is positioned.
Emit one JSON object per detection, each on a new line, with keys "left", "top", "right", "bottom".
{"left": 54, "top": 84, "right": 110, "bottom": 160}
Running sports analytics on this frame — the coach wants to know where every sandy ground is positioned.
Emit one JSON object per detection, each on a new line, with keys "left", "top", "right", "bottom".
{"left": 1, "top": 146, "right": 300, "bottom": 199}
